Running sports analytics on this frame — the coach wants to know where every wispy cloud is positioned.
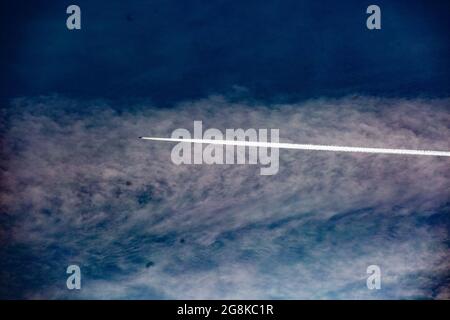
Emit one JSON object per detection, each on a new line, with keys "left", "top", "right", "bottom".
{"left": 1, "top": 95, "right": 449, "bottom": 299}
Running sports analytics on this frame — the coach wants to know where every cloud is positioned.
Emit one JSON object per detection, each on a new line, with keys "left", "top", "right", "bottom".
{"left": 1, "top": 95, "right": 449, "bottom": 299}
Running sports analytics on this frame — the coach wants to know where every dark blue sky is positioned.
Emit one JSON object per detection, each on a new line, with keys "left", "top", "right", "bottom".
{"left": 1, "top": 1, "right": 450, "bottom": 299}
{"left": 1, "top": 0, "right": 449, "bottom": 106}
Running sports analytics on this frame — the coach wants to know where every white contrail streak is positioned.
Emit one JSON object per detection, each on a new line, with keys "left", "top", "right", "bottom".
{"left": 139, "top": 137, "right": 450, "bottom": 157}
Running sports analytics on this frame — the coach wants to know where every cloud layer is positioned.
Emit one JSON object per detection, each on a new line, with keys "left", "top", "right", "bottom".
{"left": 1, "top": 95, "right": 449, "bottom": 299}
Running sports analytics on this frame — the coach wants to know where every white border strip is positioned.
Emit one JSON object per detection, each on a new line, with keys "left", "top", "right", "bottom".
{"left": 139, "top": 137, "right": 450, "bottom": 157}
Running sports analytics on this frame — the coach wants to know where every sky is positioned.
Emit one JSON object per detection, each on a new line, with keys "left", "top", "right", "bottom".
{"left": 0, "top": 0, "right": 449, "bottom": 299}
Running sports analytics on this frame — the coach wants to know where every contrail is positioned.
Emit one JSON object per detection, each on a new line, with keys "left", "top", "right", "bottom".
{"left": 139, "top": 137, "right": 450, "bottom": 157}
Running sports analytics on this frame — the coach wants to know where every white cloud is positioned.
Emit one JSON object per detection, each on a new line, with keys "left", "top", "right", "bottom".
{"left": 1, "top": 95, "right": 449, "bottom": 299}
